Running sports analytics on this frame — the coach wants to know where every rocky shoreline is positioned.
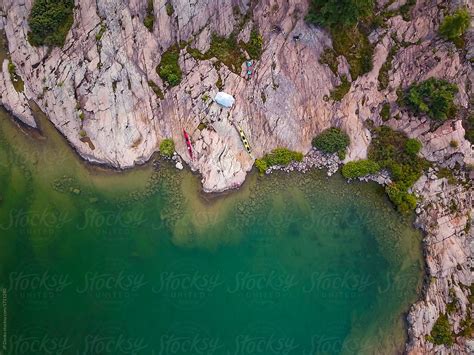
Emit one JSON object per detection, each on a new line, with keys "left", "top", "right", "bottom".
{"left": 264, "top": 147, "right": 473, "bottom": 354}
{"left": 0, "top": 0, "right": 473, "bottom": 353}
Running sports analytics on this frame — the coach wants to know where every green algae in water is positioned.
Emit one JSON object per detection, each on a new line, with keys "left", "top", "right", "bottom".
{"left": 0, "top": 108, "right": 423, "bottom": 354}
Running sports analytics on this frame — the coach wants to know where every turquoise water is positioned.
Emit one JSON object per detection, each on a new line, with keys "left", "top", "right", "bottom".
{"left": 0, "top": 107, "right": 423, "bottom": 354}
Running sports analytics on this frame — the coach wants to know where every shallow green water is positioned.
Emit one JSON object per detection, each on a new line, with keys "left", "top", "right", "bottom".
{"left": 0, "top": 107, "right": 423, "bottom": 355}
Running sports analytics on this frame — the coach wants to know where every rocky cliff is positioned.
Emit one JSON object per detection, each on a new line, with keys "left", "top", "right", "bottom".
{"left": 0, "top": 0, "right": 473, "bottom": 353}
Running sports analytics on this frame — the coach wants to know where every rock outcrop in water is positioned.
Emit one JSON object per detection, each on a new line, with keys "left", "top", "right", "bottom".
{"left": 0, "top": 0, "right": 473, "bottom": 353}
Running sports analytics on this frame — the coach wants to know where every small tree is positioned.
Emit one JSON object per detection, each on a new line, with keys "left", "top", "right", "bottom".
{"left": 439, "top": 8, "right": 470, "bottom": 42}
{"left": 404, "top": 78, "right": 458, "bottom": 121}
{"left": 312, "top": 128, "right": 350, "bottom": 155}
{"left": 405, "top": 138, "right": 422, "bottom": 156}
{"left": 157, "top": 47, "right": 182, "bottom": 87}
{"left": 160, "top": 139, "right": 175, "bottom": 158}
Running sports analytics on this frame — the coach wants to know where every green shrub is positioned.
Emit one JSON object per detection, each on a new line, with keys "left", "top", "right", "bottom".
{"left": 427, "top": 314, "right": 454, "bottom": 346}
{"left": 449, "top": 140, "right": 459, "bottom": 148}
{"left": 262, "top": 148, "right": 303, "bottom": 166}
{"left": 330, "top": 75, "right": 351, "bottom": 101}
{"left": 386, "top": 184, "right": 417, "bottom": 213}
{"left": 28, "top": 0, "right": 74, "bottom": 47}
{"left": 157, "top": 46, "right": 182, "bottom": 87}
{"left": 369, "top": 126, "right": 429, "bottom": 212}
{"left": 256, "top": 148, "right": 303, "bottom": 173}
{"left": 404, "top": 78, "right": 458, "bottom": 121}
{"left": 312, "top": 128, "right": 350, "bottom": 154}
{"left": 255, "top": 159, "right": 268, "bottom": 174}
{"left": 342, "top": 160, "right": 380, "bottom": 178}
{"left": 144, "top": 0, "right": 154, "bottom": 31}
{"left": 380, "top": 103, "right": 390, "bottom": 121}
{"left": 159, "top": 139, "right": 175, "bottom": 158}
{"left": 405, "top": 138, "right": 422, "bottom": 155}
{"left": 439, "top": 8, "right": 470, "bottom": 43}
{"left": 306, "top": 0, "right": 374, "bottom": 29}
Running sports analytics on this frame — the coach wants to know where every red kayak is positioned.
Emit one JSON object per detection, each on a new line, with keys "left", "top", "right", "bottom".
{"left": 183, "top": 129, "right": 193, "bottom": 159}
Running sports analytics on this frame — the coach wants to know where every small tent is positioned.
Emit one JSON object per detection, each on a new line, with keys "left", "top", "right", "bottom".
{"left": 214, "top": 92, "right": 235, "bottom": 108}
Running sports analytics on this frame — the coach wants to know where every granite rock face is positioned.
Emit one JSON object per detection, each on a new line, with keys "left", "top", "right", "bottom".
{"left": 1, "top": 0, "right": 472, "bottom": 188}
{"left": 407, "top": 172, "right": 473, "bottom": 355}
{"left": 0, "top": 0, "right": 473, "bottom": 352}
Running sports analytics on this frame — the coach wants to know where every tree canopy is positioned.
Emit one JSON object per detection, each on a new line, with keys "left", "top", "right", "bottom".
{"left": 28, "top": 0, "right": 75, "bottom": 47}
{"left": 404, "top": 78, "right": 458, "bottom": 121}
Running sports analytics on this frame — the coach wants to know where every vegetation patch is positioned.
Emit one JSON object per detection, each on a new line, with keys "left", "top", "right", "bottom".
{"left": 306, "top": 0, "right": 374, "bottom": 29}
{"left": 243, "top": 28, "right": 263, "bottom": 60}
{"left": 319, "top": 48, "right": 338, "bottom": 75}
{"left": 255, "top": 148, "right": 303, "bottom": 174}
{"left": 404, "top": 78, "right": 458, "bottom": 121}
{"left": 426, "top": 314, "right": 454, "bottom": 346}
{"left": 95, "top": 23, "right": 107, "bottom": 41}
{"left": 157, "top": 46, "right": 182, "bottom": 87}
{"left": 405, "top": 138, "right": 422, "bottom": 156}
{"left": 331, "top": 27, "right": 374, "bottom": 80}
{"left": 378, "top": 44, "right": 399, "bottom": 90}
{"left": 8, "top": 60, "right": 24, "bottom": 93}
{"left": 159, "top": 139, "right": 175, "bottom": 158}
{"left": 439, "top": 8, "right": 470, "bottom": 47}
{"left": 148, "top": 80, "right": 164, "bottom": 99}
{"left": 208, "top": 34, "right": 244, "bottom": 67}
{"left": 28, "top": 0, "right": 75, "bottom": 47}
{"left": 342, "top": 160, "right": 380, "bottom": 178}
{"left": 165, "top": 2, "right": 174, "bottom": 16}
{"left": 330, "top": 75, "right": 351, "bottom": 101}
{"left": 380, "top": 103, "right": 390, "bottom": 121}
{"left": 369, "top": 126, "right": 429, "bottom": 213}
{"left": 437, "top": 167, "right": 457, "bottom": 185}
{"left": 399, "top": 0, "right": 416, "bottom": 21}
{"left": 462, "top": 114, "right": 474, "bottom": 144}
{"left": 187, "top": 34, "right": 246, "bottom": 74}
{"left": 144, "top": 0, "right": 155, "bottom": 31}
{"left": 312, "top": 127, "right": 350, "bottom": 156}
{"left": 186, "top": 22, "right": 264, "bottom": 74}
